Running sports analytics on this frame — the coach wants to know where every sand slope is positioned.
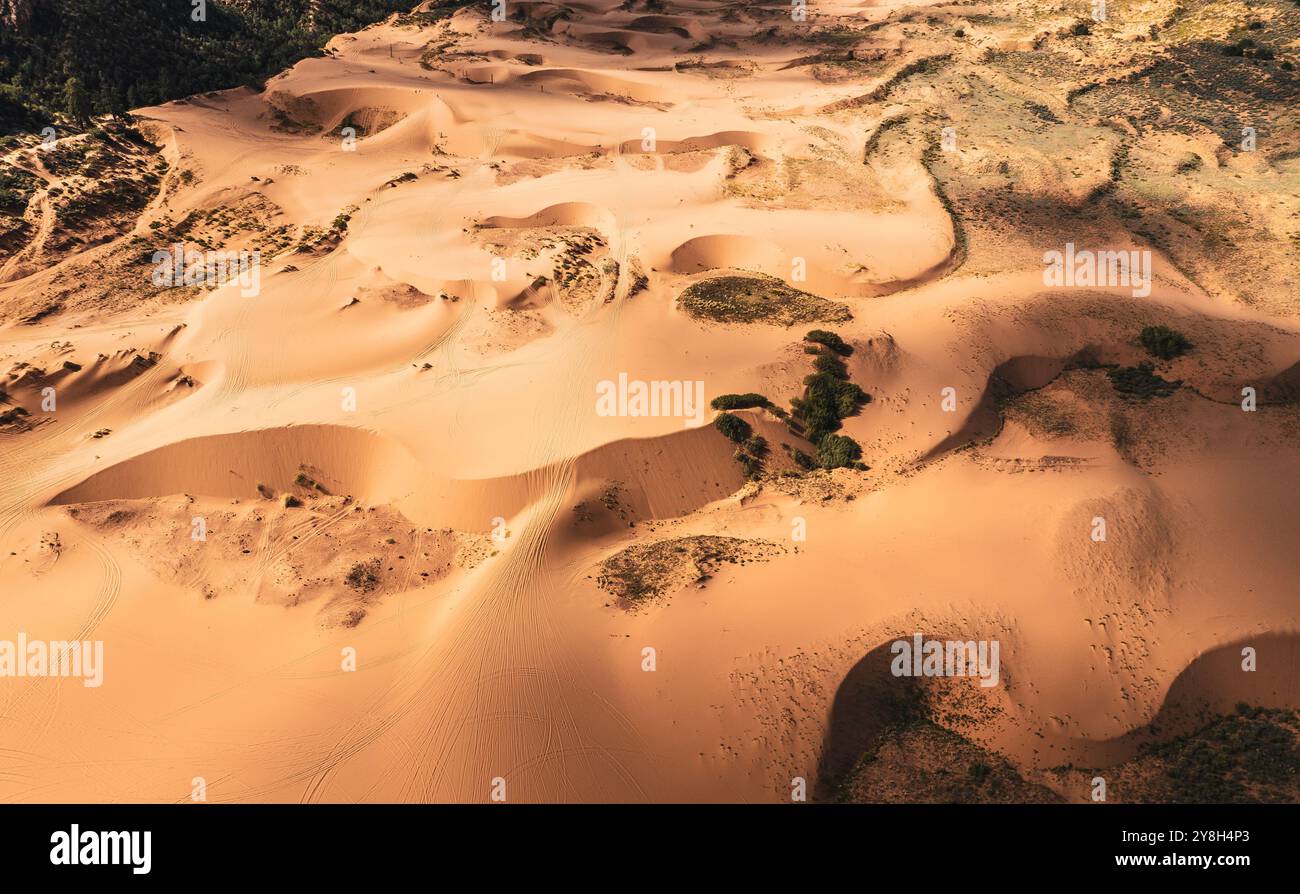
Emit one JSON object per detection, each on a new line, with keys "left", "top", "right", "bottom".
{"left": 0, "top": 0, "right": 1297, "bottom": 803}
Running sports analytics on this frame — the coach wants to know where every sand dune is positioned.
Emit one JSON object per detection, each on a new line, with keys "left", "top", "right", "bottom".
{"left": 0, "top": 0, "right": 1297, "bottom": 804}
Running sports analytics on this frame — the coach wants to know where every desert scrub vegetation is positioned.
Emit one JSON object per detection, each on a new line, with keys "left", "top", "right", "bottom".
{"left": 678, "top": 274, "right": 851, "bottom": 325}
{"left": 0, "top": 164, "right": 40, "bottom": 215}
{"left": 0, "top": 162, "right": 39, "bottom": 257}
{"left": 53, "top": 175, "right": 155, "bottom": 230}
{"left": 837, "top": 717, "right": 1064, "bottom": 804}
{"left": 804, "top": 329, "right": 853, "bottom": 356}
{"left": 711, "top": 392, "right": 780, "bottom": 413}
{"left": 806, "top": 25, "right": 867, "bottom": 47}
{"left": 788, "top": 330, "right": 870, "bottom": 468}
{"left": 733, "top": 434, "right": 769, "bottom": 479}
{"left": 1107, "top": 362, "right": 1182, "bottom": 399}
{"left": 713, "top": 411, "right": 752, "bottom": 443}
{"left": 344, "top": 559, "right": 382, "bottom": 594}
{"left": 596, "top": 535, "right": 785, "bottom": 607}
{"left": 330, "top": 205, "right": 358, "bottom": 234}
{"left": 1087, "top": 705, "right": 1300, "bottom": 803}
{"left": 1003, "top": 388, "right": 1080, "bottom": 438}
{"left": 1139, "top": 325, "right": 1192, "bottom": 360}
{"left": 154, "top": 194, "right": 297, "bottom": 256}
{"left": 815, "top": 433, "right": 863, "bottom": 469}
{"left": 714, "top": 411, "right": 770, "bottom": 478}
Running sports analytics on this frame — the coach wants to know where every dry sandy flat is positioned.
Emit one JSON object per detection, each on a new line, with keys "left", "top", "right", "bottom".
{"left": 0, "top": 0, "right": 1297, "bottom": 802}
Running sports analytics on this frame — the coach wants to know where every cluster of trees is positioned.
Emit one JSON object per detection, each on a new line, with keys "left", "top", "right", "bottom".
{"left": 710, "top": 329, "right": 870, "bottom": 474}
{"left": 0, "top": 0, "right": 419, "bottom": 134}
{"left": 713, "top": 412, "right": 770, "bottom": 480}
{"left": 791, "top": 331, "right": 869, "bottom": 448}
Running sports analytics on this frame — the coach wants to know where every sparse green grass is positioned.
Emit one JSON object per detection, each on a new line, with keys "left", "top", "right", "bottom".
{"left": 678, "top": 275, "right": 851, "bottom": 326}
{"left": 596, "top": 535, "right": 782, "bottom": 605}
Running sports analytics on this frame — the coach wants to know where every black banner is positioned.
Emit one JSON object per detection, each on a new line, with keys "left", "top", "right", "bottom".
{"left": 0, "top": 803, "right": 1289, "bottom": 880}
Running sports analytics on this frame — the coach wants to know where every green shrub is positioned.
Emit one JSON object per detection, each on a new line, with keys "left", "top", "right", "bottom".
{"left": 792, "top": 371, "right": 868, "bottom": 443}
{"left": 816, "top": 433, "right": 863, "bottom": 469}
{"left": 1139, "top": 325, "right": 1192, "bottom": 360}
{"left": 787, "top": 330, "right": 870, "bottom": 444}
{"left": 713, "top": 411, "right": 753, "bottom": 443}
{"left": 1108, "top": 362, "right": 1181, "bottom": 399}
{"left": 812, "top": 351, "right": 848, "bottom": 378}
{"left": 789, "top": 447, "right": 816, "bottom": 470}
{"left": 711, "top": 393, "right": 772, "bottom": 411}
{"left": 805, "top": 330, "right": 853, "bottom": 356}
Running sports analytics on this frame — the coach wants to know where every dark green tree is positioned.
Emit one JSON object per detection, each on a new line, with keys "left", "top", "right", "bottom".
{"left": 816, "top": 433, "right": 863, "bottom": 470}
{"left": 63, "top": 76, "right": 92, "bottom": 125}
{"left": 713, "top": 412, "right": 753, "bottom": 444}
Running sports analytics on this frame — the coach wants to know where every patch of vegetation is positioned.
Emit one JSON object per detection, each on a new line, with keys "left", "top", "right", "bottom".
{"left": 713, "top": 407, "right": 773, "bottom": 480}
{"left": 838, "top": 716, "right": 1064, "bottom": 804}
{"left": 711, "top": 392, "right": 776, "bottom": 412}
{"left": 785, "top": 444, "right": 817, "bottom": 470}
{"left": 678, "top": 274, "right": 851, "bottom": 326}
{"left": 393, "top": 1, "right": 474, "bottom": 29}
{"left": 1222, "top": 37, "right": 1277, "bottom": 60}
{"left": 330, "top": 205, "right": 358, "bottom": 233}
{"left": 1139, "top": 324, "right": 1192, "bottom": 360}
{"left": 53, "top": 171, "right": 155, "bottom": 228}
{"left": 1005, "top": 389, "right": 1078, "bottom": 438}
{"left": 807, "top": 25, "right": 865, "bottom": 47}
{"left": 816, "top": 433, "right": 863, "bottom": 469}
{"left": 0, "top": 164, "right": 40, "bottom": 215}
{"left": 1107, "top": 362, "right": 1182, "bottom": 399}
{"left": 733, "top": 434, "right": 769, "bottom": 480}
{"left": 596, "top": 535, "right": 783, "bottom": 606}
{"left": 329, "top": 111, "right": 368, "bottom": 139}
{"left": 1094, "top": 706, "right": 1300, "bottom": 803}
{"left": 0, "top": 0, "right": 449, "bottom": 135}
{"left": 713, "top": 411, "right": 752, "bottom": 443}
{"left": 804, "top": 329, "right": 853, "bottom": 356}
{"left": 790, "top": 331, "right": 869, "bottom": 452}
{"left": 344, "top": 558, "right": 382, "bottom": 594}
